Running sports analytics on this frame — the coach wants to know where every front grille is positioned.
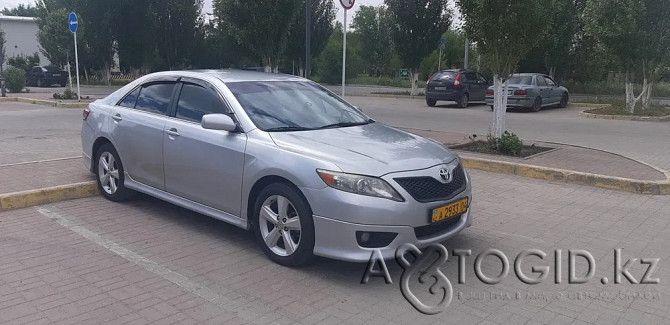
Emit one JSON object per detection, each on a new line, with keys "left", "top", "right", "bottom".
{"left": 394, "top": 166, "right": 466, "bottom": 203}
{"left": 414, "top": 216, "right": 462, "bottom": 239}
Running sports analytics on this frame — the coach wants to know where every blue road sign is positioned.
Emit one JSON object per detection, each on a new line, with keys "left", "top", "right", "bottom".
{"left": 439, "top": 36, "right": 447, "bottom": 49}
{"left": 68, "top": 12, "right": 78, "bottom": 33}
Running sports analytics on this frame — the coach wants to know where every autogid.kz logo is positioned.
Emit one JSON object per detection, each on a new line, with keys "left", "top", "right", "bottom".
{"left": 361, "top": 244, "right": 660, "bottom": 315}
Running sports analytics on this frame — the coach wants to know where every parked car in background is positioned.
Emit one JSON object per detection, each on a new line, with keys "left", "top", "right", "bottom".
{"left": 485, "top": 73, "right": 569, "bottom": 112}
{"left": 26, "top": 66, "right": 68, "bottom": 87}
{"left": 81, "top": 70, "right": 473, "bottom": 266}
{"left": 425, "top": 69, "right": 490, "bottom": 108}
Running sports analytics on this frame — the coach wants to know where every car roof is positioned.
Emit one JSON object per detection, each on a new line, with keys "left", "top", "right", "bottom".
{"left": 187, "top": 69, "right": 306, "bottom": 83}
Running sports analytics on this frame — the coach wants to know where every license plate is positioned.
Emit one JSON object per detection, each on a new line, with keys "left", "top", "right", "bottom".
{"left": 431, "top": 198, "right": 469, "bottom": 223}
{"left": 434, "top": 87, "right": 447, "bottom": 91}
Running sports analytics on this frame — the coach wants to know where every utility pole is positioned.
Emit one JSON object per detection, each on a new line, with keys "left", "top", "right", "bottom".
{"left": 305, "top": 0, "right": 311, "bottom": 78}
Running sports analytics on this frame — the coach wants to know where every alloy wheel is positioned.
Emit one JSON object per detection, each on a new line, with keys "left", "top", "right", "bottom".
{"left": 259, "top": 195, "right": 302, "bottom": 256}
{"left": 98, "top": 152, "right": 120, "bottom": 195}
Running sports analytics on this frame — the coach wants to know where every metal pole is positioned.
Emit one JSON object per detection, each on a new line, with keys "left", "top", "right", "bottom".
{"left": 342, "top": 9, "right": 347, "bottom": 97}
{"left": 305, "top": 0, "right": 311, "bottom": 78}
{"left": 74, "top": 31, "right": 81, "bottom": 101}
{"left": 464, "top": 37, "right": 469, "bottom": 69}
{"left": 438, "top": 48, "right": 442, "bottom": 71}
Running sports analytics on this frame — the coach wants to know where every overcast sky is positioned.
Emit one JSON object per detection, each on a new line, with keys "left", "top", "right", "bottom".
{"left": 1, "top": 0, "right": 456, "bottom": 27}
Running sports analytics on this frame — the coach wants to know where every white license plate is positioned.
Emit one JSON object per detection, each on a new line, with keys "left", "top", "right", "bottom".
{"left": 435, "top": 87, "right": 447, "bottom": 91}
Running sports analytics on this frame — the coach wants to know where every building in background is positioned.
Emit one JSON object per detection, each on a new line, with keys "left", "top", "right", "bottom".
{"left": 0, "top": 15, "right": 49, "bottom": 70}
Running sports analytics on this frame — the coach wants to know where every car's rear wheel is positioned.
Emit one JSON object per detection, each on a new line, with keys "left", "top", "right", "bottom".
{"left": 489, "top": 105, "right": 494, "bottom": 111}
{"left": 254, "top": 183, "right": 315, "bottom": 266}
{"left": 531, "top": 97, "right": 542, "bottom": 112}
{"left": 559, "top": 93, "right": 569, "bottom": 108}
{"left": 457, "top": 94, "right": 469, "bottom": 108}
{"left": 426, "top": 98, "right": 437, "bottom": 107}
{"left": 95, "top": 143, "right": 136, "bottom": 202}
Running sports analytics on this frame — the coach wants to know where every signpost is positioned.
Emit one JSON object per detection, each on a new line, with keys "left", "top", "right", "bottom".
{"left": 399, "top": 69, "right": 410, "bottom": 79}
{"left": 339, "top": 0, "right": 355, "bottom": 98}
{"left": 68, "top": 12, "right": 81, "bottom": 101}
{"left": 438, "top": 36, "right": 447, "bottom": 71}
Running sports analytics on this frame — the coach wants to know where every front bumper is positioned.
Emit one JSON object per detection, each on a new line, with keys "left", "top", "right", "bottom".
{"left": 300, "top": 162, "right": 472, "bottom": 262}
{"left": 485, "top": 96, "right": 534, "bottom": 108}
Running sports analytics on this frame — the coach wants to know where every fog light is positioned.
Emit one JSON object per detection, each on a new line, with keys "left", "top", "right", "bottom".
{"left": 356, "top": 231, "right": 398, "bottom": 248}
{"left": 360, "top": 232, "right": 370, "bottom": 243}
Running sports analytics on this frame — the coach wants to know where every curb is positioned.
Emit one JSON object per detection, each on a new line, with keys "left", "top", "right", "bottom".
{"left": 350, "top": 93, "right": 425, "bottom": 100}
{"left": 579, "top": 110, "right": 670, "bottom": 122}
{"left": 460, "top": 157, "right": 670, "bottom": 195}
{"left": 0, "top": 96, "right": 91, "bottom": 108}
{"left": 569, "top": 102, "right": 612, "bottom": 109}
{"left": 0, "top": 182, "right": 98, "bottom": 211}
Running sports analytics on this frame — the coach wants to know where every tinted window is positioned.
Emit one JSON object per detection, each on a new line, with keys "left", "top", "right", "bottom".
{"left": 508, "top": 76, "right": 533, "bottom": 85}
{"left": 135, "top": 83, "right": 174, "bottom": 115}
{"left": 477, "top": 74, "right": 487, "bottom": 83}
{"left": 465, "top": 73, "right": 477, "bottom": 82}
{"left": 545, "top": 77, "right": 556, "bottom": 86}
{"left": 431, "top": 71, "right": 456, "bottom": 81}
{"left": 118, "top": 87, "right": 140, "bottom": 108}
{"left": 176, "top": 84, "right": 227, "bottom": 123}
{"left": 536, "top": 76, "right": 548, "bottom": 87}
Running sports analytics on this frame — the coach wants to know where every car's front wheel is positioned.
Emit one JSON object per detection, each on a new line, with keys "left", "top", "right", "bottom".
{"left": 254, "top": 183, "right": 315, "bottom": 266}
{"left": 559, "top": 93, "right": 569, "bottom": 108}
{"left": 95, "top": 143, "right": 136, "bottom": 201}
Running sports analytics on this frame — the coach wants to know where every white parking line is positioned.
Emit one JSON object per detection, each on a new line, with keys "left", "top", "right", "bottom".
{"left": 36, "top": 207, "right": 282, "bottom": 323}
{"left": 0, "top": 156, "right": 82, "bottom": 168}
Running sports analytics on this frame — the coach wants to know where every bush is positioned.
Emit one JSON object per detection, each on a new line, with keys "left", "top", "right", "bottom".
{"left": 488, "top": 131, "right": 523, "bottom": 156}
{"left": 2, "top": 66, "right": 27, "bottom": 93}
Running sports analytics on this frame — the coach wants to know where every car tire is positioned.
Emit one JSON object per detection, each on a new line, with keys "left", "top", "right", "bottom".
{"left": 531, "top": 97, "right": 542, "bottom": 112}
{"left": 559, "top": 93, "right": 569, "bottom": 108}
{"left": 95, "top": 143, "right": 136, "bottom": 202}
{"left": 426, "top": 98, "right": 437, "bottom": 107}
{"left": 457, "top": 93, "right": 469, "bottom": 108}
{"left": 489, "top": 105, "right": 494, "bottom": 111}
{"left": 254, "top": 183, "right": 315, "bottom": 267}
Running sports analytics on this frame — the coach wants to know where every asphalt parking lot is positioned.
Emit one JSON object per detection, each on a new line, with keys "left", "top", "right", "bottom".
{"left": 2, "top": 170, "right": 668, "bottom": 324}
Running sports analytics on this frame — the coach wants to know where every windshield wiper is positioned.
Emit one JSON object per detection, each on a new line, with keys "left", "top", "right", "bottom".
{"left": 264, "top": 126, "right": 313, "bottom": 132}
{"left": 316, "top": 121, "right": 371, "bottom": 130}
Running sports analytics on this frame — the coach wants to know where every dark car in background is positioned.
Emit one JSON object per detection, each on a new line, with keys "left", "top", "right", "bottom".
{"left": 485, "top": 73, "right": 569, "bottom": 112}
{"left": 425, "top": 69, "right": 490, "bottom": 108}
{"left": 26, "top": 66, "right": 68, "bottom": 87}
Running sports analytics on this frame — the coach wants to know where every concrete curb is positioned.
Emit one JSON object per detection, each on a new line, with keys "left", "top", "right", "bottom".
{"left": 0, "top": 96, "right": 91, "bottom": 108}
{"left": 569, "top": 102, "right": 612, "bottom": 109}
{"left": 351, "top": 93, "right": 424, "bottom": 100}
{"left": 460, "top": 157, "right": 670, "bottom": 195}
{"left": 0, "top": 181, "right": 98, "bottom": 211}
{"left": 579, "top": 110, "right": 670, "bottom": 122}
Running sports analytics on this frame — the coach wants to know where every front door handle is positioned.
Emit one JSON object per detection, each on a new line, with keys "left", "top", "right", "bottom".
{"left": 166, "top": 128, "right": 180, "bottom": 137}
{"left": 112, "top": 114, "right": 122, "bottom": 122}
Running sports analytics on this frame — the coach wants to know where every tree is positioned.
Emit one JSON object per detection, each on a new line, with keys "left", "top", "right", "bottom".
{"left": 7, "top": 53, "right": 41, "bottom": 72}
{"left": 315, "top": 24, "right": 364, "bottom": 84}
{"left": 215, "top": 0, "right": 300, "bottom": 72}
{"left": 285, "top": 0, "right": 336, "bottom": 77}
{"left": 35, "top": 5, "right": 72, "bottom": 67}
{"left": 0, "top": 27, "right": 5, "bottom": 74}
{"left": 351, "top": 5, "right": 396, "bottom": 77}
{"left": 585, "top": 0, "right": 670, "bottom": 112}
{"left": 457, "top": 0, "right": 553, "bottom": 139}
{"left": 147, "top": 0, "right": 204, "bottom": 70}
{"left": 1, "top": 4, "right": 39, "bottom": 16}
{"left": 385, "top": 0, "right": 451, "bottom": 95}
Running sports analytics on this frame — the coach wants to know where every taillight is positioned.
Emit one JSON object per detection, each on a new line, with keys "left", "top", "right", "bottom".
{"left": 83, "top": 108, "right": 90, "bottom": 121}
{"left": 486, "top": 89, "right": 494, "bottom": 95}
{"left": 454, "top": 73, "right": 462, "bottom": 88}
{"left": 428, "top": 73, "right": 435, "bottom": 82}
{"left": 513, "top": 90, "right": 528, "bottom": 96}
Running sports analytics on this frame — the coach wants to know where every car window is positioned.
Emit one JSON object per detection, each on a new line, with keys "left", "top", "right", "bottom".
{"left": 536, "top": 76, "right": 548, "bottom": 87}
{"left": 544, "top": 77, "right": 556, "bottom": 86}
{"left": 465, "top": 73, "right": 477, "bottom": 82}
{"left": 227, "top": 81, "right": 370, "bottom": 131}
{"left": 431, "top": 71, "right": 456, "bottom": 81}
{"left": 477, "top": 74, "right": 487, "bottom": 83}
{"left": 508, "top": 76, "right": 533, "bottom": 85}
{"left": 118, "top": 87, "right": 140, "bottom": 108}
{"left": 135, "top": 83, "right": 174, "bottom": 115}
{"left": 176, "top": 83, "right": 228, "bottom": 123}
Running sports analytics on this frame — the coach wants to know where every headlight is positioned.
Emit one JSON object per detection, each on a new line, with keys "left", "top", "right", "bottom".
{"left": 316, "top": 169, "right": 404, "bottom": 202}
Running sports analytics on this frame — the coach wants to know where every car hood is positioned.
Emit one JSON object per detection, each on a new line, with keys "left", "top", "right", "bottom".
{"left": 269, "top": 123, "right": 456, "bottom": 176}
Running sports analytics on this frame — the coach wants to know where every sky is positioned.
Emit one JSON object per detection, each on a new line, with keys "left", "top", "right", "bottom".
{"left": 1, "top": 0, "right": 457, "bottom": 27}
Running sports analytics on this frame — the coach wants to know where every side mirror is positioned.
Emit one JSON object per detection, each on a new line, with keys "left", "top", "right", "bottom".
{"left": 201, "top": 114, "right": 237, "bottom": 132}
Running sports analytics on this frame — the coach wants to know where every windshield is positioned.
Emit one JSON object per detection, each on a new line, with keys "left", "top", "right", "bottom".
{"left": 226, "top": 81, "right": 371, "bottom": 131}
{"left": 508, "top": 76, "right": 533, "bottom": 85}
{"left": 431, "top": 71, "right": 456, "bottom": 81}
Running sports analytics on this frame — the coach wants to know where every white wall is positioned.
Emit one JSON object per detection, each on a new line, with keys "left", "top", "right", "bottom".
{"left": 0, "top": 16, "right": 50, "bottom": 70}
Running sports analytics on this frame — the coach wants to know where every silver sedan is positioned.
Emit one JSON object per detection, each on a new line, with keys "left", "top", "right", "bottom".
{"left": 485, "top": 73, "right": 570, "bottom": 112}
{"left": 81, "top": 70, "right": 472, "bottom": 266}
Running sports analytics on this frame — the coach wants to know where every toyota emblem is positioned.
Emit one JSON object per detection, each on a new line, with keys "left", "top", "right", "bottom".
{"left": 439, "top": 168, "right": 452, "bottom": 183}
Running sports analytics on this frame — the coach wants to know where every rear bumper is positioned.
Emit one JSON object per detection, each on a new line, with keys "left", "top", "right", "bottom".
{"left": 426, "top": 90, "right": 463, "bottom": 101}
{"left": 485, "top": 96, "right": 534, "bottom": 108}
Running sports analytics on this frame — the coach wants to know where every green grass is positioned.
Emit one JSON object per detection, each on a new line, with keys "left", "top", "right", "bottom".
{"left": 583, "top": 99, "right": 670, "bottom": 116}
{"left": 564, "top": 81, "right": 670, "bottom": 98}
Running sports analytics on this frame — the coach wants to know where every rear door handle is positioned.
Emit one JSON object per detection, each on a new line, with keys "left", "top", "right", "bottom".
{"left": 166, "top": 128, "right": 180, "bottom": 137}
{"left": 112, "top": 114, "right": 122, "bottom": 122}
